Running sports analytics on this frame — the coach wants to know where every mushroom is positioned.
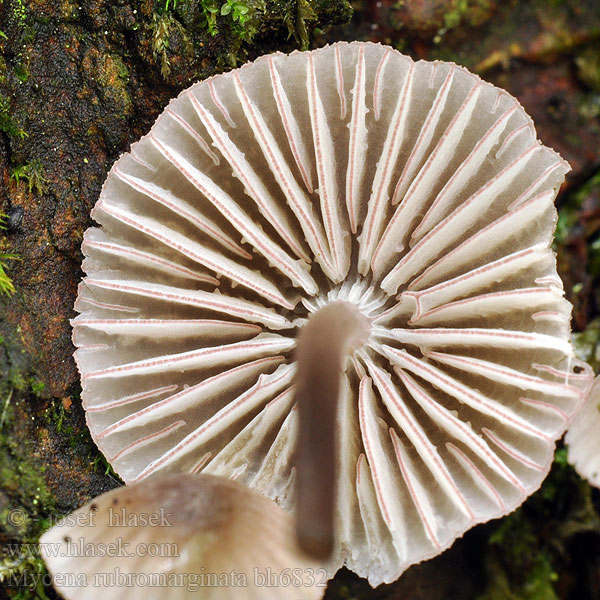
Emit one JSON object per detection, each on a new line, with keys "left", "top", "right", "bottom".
{"left": 566, "top": 375, "right": 600, "bottom": 488}
{"left": 40, "top": 473, "right": 326, "bottom": 600}
{"left": 73, "top": 41, "right": 592, "bottom": 585}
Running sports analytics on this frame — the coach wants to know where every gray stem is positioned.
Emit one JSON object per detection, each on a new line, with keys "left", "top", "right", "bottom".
{"left": 294, "top": 301, "right": 370, "bottom": 560}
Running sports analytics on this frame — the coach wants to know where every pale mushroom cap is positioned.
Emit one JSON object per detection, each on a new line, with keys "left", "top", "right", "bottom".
{"left": 40, "top": 473, "right": 326, "bottom": 600}
{"left": 566, "top": 375, "right": 600, "bottom": 488}
{"left": 74, "top": 41, "right": 592, "bottom": 585}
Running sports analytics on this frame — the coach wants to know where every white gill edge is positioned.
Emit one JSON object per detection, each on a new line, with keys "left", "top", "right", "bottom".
{"left": 406, "top": 287, "right": 563, "bottom": 326}
{"left": 372, "top": 47, "right": 392, "bottom": 121}
{"left": 408, "top": 190, "right": 554, "bottom": 292}
{"left": 164, "top": 106, "right": 220, "bottom": 165}
{"left": 307, "top": 53, "right": 349, "bottom": 281}
{"left": 386, "top": 327, "right": 573, "bottom": 355}
{"left": 83, "top": 238, "right": 220, "bottom": 285}
{"left": 232, "top": 71, "right": 335, "bottom": 281}
{"left": 426, "top": 351, "right": 581, "bottom": 399}
{"left": 334, "top": 45, "right": 347, "bottom": 119}
{"left": 187, "top": 90, "right": 311, "bottom": 263}
{"left": 266, "top": 56, "right": 314, "bottom": 193}
{"left": 112, "top": 166, "right": 251, "bottom": 259}
{"left": 380, "top": 347, "right": 548, "bottom": 439}
{"left": 96, "top": 200, "right": 299, "bottom": 309}
{"left": 358, "top": 378, "right": 408, "bottom": 560}
{"left": 381, "top": 144, "right": 542, "bottom": 292}
{"left": 390, "top": 67, "right": 456, "bottom": 206}
{"left": 72, "top": 317, "right": 262, "bottom": 338}
{"left": 411, "top": 105, "right": 519, "bottom": 242}
{"left": 96, "top": 357, "right": 285, "bottom": 437}
{"left": 371, "top": 80, "right": 483, "bottom": 275}
{"left": 83, "top": 334, "right": 294, "bottom": 380}
{"left": 148, "top": 132, "right": 317, "bottom": 296}
{"left": 357, "top": 61, "right": 414, "bottom": 275}
{"left": 131, "top": 364, "right": 295, "bottom": 482}
{"left": 82, "top": 278, "right": 290, "bottom": 329}
{"left": 346, "top": 45, "right": 368, "bottom": 234}
{"left": 396, "top": 245, "right": 549, "bottom": 317}
{"left": 366, "top": 360, "right": 474, "bottom": 521}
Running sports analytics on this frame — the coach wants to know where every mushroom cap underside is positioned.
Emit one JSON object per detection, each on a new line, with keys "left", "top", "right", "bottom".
{"left": 73, "top": 41, "right": 592, "bottom": 585}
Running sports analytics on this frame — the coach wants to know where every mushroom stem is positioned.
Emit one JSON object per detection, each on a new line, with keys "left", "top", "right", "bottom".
{"left": 295, "top": 301, "right": 371, "bottom": 560}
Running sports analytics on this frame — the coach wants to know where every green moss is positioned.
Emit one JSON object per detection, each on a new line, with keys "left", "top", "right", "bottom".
{"left": 0, "top": 95, "right": 27, "bottom": 139}
{"left": 0, "top": 213, "right": 18, "bottom": 297}
{"left": 0, "top": 549, "right": 52, "bottom": 600}
{"left": 152, "top": 12, "right": 176, "bottom": 78}
{"left": 0, "top": 399, "right": 56, "bottom": 599}
{"left": 13, "top": 61, "right": 28, "bottom": 84}
{"left": 10, "top": 0, "right": 27, "bottom": 25}
{"left": 43, "top": 402, "right": 122, "bottom": 481}
{"left": 10, "top": 160, "right": 47, "bottom": 196}
{"left": 29, "top": 381, "right": 44, "bottom": 398}
{"left": 192, "top": 0, "right": 219, "bottom": 36}
{"left": 443, "top": 0, "right": 469, "bottom": 30}
{"left": 0, "top": 408, "right": 56, "bottom": 542}
{"left": 97, "top": 54, "right": 130, "bottom": 88}
{"left": 576, "top": 45, "right": 600, "bottom": 92}
{"left": 95, "top": 53, "right": 132, "bottom": 116}
{"left": 296, "top": 0, "right": 318, "bottom": 50}
{"left": 479, "top": 447, "right": 599, "bottom": 600}
{"left": 431, "top": 0, "right": 493, "bottom": 44}
{"left": 89, "top": 451, "right": 120, "bottom": 479}
{"left": 45, "top": 403, "right": 85, "bottom": 448}
{"left": 572, "top": 317, "right": 600, "bottom": 372}
{"left": 555, "top": 168, "right": 600, "bottom": 245}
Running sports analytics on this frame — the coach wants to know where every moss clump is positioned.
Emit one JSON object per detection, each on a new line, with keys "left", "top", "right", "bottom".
{"left": 0, "top": 398, "right": 56, "bottom": 599}
{"left": 576, "top": 46, "right": 600, "bottom": 92}
{"left": 0, "top": 417, "right": 56, "bottom": 541}
{"left": 0, "top": 214, "right": 18, "bottom": 297}
{"left": 478, "top": 449, "right": 600, "bottom": 600}
{"left": 573, "top": 318, "right": 600, "bottom": 372}
{"left": 0, "top": 96, "right": 27, "bottom": 140}
{"left": 148, "top": 0, "right": 352, "bottom": 82}
{"left": 10, "top": 160, "right": 46, "bottom": 196}
{"left": 0, "top": 549, "right": 52, "bottom": 600}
